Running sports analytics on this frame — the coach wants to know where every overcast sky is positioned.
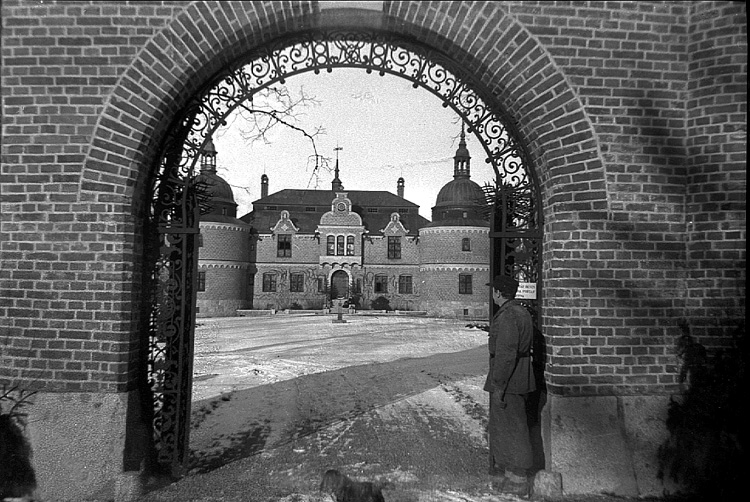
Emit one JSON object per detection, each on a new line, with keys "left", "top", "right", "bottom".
{"left": 211, "top": 68, "right": 493, "bottom": 219}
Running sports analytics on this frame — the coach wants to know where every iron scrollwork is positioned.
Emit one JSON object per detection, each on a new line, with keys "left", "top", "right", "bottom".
{"left": 147, "top": 30, "right": 542, "bottom": 474}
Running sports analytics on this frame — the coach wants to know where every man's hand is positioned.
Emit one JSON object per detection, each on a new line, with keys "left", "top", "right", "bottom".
{"left": 496, "top": 390, "right": 507, "bottom": 409}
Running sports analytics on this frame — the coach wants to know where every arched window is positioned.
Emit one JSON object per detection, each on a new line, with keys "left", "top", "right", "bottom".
{"left": 326, "top": 235, "right": 335, "bottom": 256}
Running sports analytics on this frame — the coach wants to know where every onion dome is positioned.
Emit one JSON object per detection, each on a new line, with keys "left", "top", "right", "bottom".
{"left": 429, "top": 125, "right": 488, "bottom": 227}
{"left": 193, "top": 138, "right": 238, "bottom": 220}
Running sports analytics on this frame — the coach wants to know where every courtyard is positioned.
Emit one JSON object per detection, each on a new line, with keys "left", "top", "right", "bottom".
{"left": 146, "top": 313, "right": 509, "bottom": 500}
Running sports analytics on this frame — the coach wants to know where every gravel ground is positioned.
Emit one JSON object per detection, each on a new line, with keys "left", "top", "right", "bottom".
{"left": 137, "top": 314, "right": 672, "bottom": 502}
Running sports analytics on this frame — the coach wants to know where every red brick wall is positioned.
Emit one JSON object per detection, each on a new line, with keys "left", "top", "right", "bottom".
{"left": 418, "top": 267, "right": 490, "bottom": 318}
{"left": 685, "top": 2, "right": 746, "bottom": 348}
{"left": 255, "top": 233, "right": 326, "bottom": 263}
{"left": 1, "top": 1, "right": 745, "bottom": 398}
{"left": 419, "top": 227, "right": 490, "bottom": 265}
{"left": 196, "top": 266, "right": 250, "bottom": 317}
{"left": 198, "top": 222, "right": 251, "bottom": 261}
{"left": 364, "top": 235, "right": 420, "bottom": 265}
{"left": 197, "top": 222, "right": 252, "bottom": 316}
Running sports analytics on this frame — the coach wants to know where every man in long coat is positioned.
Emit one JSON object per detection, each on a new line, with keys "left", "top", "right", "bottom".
{"left": 484, "top": 275, "right": 536, "bottom": 496}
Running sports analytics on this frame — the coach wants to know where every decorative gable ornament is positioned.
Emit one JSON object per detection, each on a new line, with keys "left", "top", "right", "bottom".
{"left": 271, "top": 210, "right": 299, "bottom": 234}
{"left": 320, "top": 193, "right": 363, "bottom": 227}
{"left": 382, "top": 212, "right": 408, "bottom": 235}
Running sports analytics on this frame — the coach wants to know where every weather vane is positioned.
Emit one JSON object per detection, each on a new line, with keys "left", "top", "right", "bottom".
{"left": 334, "top": 145, "right": 343, "bottom": 162}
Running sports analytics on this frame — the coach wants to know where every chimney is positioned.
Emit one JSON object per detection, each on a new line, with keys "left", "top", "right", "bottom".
{"left": 261, "top": 173, "right": 268, "bottom": 198}
{"left": 397, "top": 177, "right": 405, "bottom": 198}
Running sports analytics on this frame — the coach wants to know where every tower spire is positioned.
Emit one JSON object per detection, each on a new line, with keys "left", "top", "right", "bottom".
{"left": 453, "top": 123, "right": 471, "bottom": 179}
{"left": 200, "top": 138, "right": 218, "bottom": 174}
{"left": 332, "top": 145, "right": 343, "bottom": 191}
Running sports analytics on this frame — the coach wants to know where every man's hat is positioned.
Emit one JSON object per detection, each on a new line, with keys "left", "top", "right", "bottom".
{"left": 487, "top": 275, "right": 519, "bottom": 295}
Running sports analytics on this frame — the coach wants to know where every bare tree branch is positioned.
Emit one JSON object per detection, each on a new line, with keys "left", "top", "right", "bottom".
{"left": 229, "top": 85, "right": 332, "bottom": 191}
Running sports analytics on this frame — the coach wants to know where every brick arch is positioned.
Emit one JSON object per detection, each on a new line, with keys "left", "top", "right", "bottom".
{"left": 79, "top": 1, "right": 607, "bottom": 219}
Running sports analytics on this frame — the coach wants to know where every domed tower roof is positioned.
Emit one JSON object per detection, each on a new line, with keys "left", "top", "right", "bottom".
{"left": 429, "top": 125, "right": 488, "bottom": 227}
{"left": 193, "top": 138, "right": 238, "bottom": 220}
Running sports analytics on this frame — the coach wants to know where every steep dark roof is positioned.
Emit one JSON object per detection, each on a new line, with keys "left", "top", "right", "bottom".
{"left": 240, "top": 189, "right": 430, "bottom": 236}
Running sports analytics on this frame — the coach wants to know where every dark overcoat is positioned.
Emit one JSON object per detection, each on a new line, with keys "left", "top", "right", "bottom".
{"left": 483, "top": 300, "right": 536, "bottom": 395}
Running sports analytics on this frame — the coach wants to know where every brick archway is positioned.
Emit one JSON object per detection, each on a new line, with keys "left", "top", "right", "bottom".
{"left": 77, "top": 0, "right": 606, "bottom": 482}
{"left": 79, "top": 2, "right": 605, "bottom": 223}
{"left": 78, "top": 0, "right": 606, "bottom": 379}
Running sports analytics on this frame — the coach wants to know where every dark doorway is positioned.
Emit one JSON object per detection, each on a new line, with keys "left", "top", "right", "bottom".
{"left": 330, "top": 270, "right": 349, "bottom": 300}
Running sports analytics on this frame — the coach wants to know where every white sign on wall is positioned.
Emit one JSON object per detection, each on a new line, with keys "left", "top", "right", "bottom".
{"left": 517, "top": 282, "right": 537, "bottom": 300}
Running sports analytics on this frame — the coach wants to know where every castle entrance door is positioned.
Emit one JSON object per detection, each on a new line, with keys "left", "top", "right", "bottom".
{"left": 330, "top": 271, "right": 349, "bottom": 301}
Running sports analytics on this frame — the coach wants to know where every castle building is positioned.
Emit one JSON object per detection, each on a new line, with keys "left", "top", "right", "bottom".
{"left": 196, "top": 128, "right": 490, "bottom": 318}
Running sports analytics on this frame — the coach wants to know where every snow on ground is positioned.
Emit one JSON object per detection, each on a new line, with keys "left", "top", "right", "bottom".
{"left": 188, "top": 314, "right": 490, "bottom": 474}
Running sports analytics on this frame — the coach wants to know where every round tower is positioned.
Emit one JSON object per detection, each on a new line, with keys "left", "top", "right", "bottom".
{"left": 195, "top": 139, "right": 252, "bottom": 317}
{"left": 418, "top": 125, "right": 490, "bottom": 318}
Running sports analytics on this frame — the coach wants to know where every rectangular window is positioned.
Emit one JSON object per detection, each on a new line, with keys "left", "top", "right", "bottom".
{"left": 398, "top": 275, "right": 413, "bottom": 294}
{"left": 387, "top": 236, "right": 401, "bottom": 259}
{"left": 198, "top": 233, "right": 204, "bottom": 247}
{"left": 290, "top": 273, "right": 304, "bottom": 292}
{"left": 374, "top": 274, "right": 388, "bottom": 293}
{"left": 459, "top": 274, "right": 473, "bottom": 295}
{"left": 197, "top": 271, "right": 206, "bottom": 292}
{"left": 346, "top": 235, "right": 355, "bottom": 256}
{"left": 327, "top": 235, "right": 335, "bottom": 255}
{"left": 462, "top": 237, "right": 471, "bottom": 251}
{"left": 317, "top": 277, "right": 326, "bottom": 293}
{"left": 354, "top": 279, "right": 362, "bottom": 294}
{"left": 305, "top": 206, "right": 316, "bottom": 212}
{"left": 336, "top": 235, "right": 345, "bottom": 255}
{"left": 277, "top": 234, "right": 292, "bottom": 257}
{"left": 367, "top": 208, "right": 378, "bottom": 213}
{"left": 262, "top": 273, "right": 277, "bottom": 292}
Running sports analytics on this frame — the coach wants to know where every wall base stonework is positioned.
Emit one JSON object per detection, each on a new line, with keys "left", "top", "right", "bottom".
{"left": 24, "top": 391, "right": 136, "bottom": 501}
{"left": 543, "top": 394, "right": 683, "bottom": 498}
{"left": 418, "top": 299, "right": 489, "bottom": 319}
{"left": 197, "top": 299, "right": 249, "bottom": 318}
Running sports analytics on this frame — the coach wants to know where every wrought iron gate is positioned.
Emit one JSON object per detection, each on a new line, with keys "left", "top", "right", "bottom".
{"left": 146, "top": 30, "right": 542, "bottom": 475}
{"left": 489, "top": 182, "right": 542, "bottom": 324}
{"left": 147, "top": 117, "right": 202, "bottom": 476}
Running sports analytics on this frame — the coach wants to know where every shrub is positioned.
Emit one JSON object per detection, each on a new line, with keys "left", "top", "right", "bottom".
{"left": 0, "top": 384, "right": 37, "bottom": 499}
{"left": 657, "top": 324, "right": 745, "bottom": 500}
{"left": 370, "top": 296, "right": 391, "bottom": 311}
